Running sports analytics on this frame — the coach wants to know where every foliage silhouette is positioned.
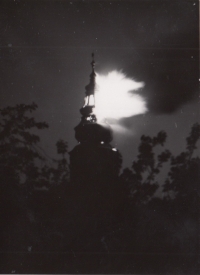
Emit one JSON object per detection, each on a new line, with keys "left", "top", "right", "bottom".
{"left": 115, "top": 125, "right": 199, "bottom": 261}
{"left": 0, "top": 103, "right": 47, "bottom": 187}
{"left": 0, "top": 102, "right": 199, "bottom": 273}
{"left": 164, "top": 122, "right": 200, "bottom": 199}
{"left": 0, "top": 103, "right": 69, "bottom": 191}
{"left": 162, "top": 123, "right": 200, "bottom": 245}
{"left": 0, "top": 103, "right": 69, "bottom": 258}
{"left": 120, "top": 131, "right": 171, "bottom": 204}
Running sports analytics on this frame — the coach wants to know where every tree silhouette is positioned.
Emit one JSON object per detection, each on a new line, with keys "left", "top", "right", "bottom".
{"left": 162, "top": 123, "right": 200, "bottom": 252}
{"left": 120, "top": 131, "right": 171, "bottom": 204}
{"left": 0, "top": 103, "right": 48, "bottom": 188}
{"left": 117, "top": 125, "right": 199, "bottom": 259}
{"left": 0, "top": 103, "right": 199, "bottom": 273}
{"left": 36, "top": 139, "right": 69, "bottom": 190}
{"left": 0, "top": 103, "right": 69, "bottom": 256}
{"left": 164, "top": 123, "right": 200, "bottom": 200}
{"left": 0, "top": 103, "right": 69, "bottom": 191}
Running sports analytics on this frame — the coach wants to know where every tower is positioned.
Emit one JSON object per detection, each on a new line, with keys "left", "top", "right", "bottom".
{"left": 69, "top": 54, "right": 122, "bottom": 186}
{"left": 68, "top": 56, "right": 124, "bottom": 252}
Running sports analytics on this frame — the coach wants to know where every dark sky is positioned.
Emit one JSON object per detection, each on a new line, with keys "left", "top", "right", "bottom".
{"left": 0, "top": 0, "right": 199, "bottom": 168}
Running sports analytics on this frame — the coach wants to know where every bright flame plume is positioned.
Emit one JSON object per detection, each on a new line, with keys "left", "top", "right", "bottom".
{"left": 95, "top": 71, "right": 147, "bottom": 122}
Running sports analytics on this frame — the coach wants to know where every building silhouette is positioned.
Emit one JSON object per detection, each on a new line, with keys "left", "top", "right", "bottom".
{"left": 69, "top": 54, "right": 122, "bottom": 186}
{"left": 68, "top": 55, "right": 123, "bottom": 252}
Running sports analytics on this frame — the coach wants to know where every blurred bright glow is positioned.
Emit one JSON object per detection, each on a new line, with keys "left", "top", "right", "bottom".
{"left": 84, "top": 95, "right": 95, "bottom": 106}
{"left": 111, "top": 124, "right": 134, "bottom": 136}
{"left": 95, "top": 71, "right": 147, "bottom": 121}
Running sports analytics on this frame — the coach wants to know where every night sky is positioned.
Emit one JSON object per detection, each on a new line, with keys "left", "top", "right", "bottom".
{"left": 0, "top": 0, "right": 199, "bottom": 168}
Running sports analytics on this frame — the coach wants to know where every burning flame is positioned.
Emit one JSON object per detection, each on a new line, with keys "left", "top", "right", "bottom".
{"left": 94, "top": 71, "right": 147, "bottom": 122}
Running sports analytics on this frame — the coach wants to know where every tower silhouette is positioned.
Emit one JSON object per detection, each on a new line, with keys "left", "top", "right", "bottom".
{"left": 68, "top": 55, "right": 123, "bottom": 252}
{"left": 69, "top": 54, "right": 122, "bottom": 186}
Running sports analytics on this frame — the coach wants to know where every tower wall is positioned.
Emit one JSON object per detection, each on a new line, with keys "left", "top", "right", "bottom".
{"left": 69, "top": 142, "right": 122, "bottom": 185}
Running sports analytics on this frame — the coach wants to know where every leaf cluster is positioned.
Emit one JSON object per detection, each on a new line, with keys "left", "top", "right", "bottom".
{"left": 121, "top": 131, "right": 171, "bottom": 204}
{"left": 163, "top": 123, "right": 200, "bottom": 202}
{"left": 0, "top": 103, "right": 69, "bottom": 192}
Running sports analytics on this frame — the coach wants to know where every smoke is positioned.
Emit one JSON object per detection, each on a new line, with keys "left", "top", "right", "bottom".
{"left": 95, "top": 71, "right": 147, "bottom": 125}
{"left": 110, "top": 123, "right": 134, "bottom": 136}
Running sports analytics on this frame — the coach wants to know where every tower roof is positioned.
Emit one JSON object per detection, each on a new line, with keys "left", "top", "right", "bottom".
{"left": 75, "top": 54, "right": 113, "bottom": 144}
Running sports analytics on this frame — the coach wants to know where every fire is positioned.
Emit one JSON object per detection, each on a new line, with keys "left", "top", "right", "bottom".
{"left": 94, "top": 71, "right": 147, "bottom": 122}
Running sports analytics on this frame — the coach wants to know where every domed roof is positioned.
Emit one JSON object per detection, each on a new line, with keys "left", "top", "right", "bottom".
{"left": 75, "top": 120, "right": 113, "bottom": 144}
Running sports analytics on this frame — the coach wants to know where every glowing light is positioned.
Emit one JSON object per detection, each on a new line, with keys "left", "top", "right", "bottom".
{"left": 94, "top": 71, "right": 147, "bottom": 121}
{"left": 84, "top": 95, "right": 95, "bottom": 106}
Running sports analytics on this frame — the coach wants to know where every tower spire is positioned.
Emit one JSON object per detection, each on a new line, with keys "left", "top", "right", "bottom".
{"left": 80, "top": 53, "right": 96, "bottom": 119}
{"left": 70, "top": 54, "right": 122, "bottom": 183}
{"left": 85, "top": 52, "right": 96, "bottom": 98}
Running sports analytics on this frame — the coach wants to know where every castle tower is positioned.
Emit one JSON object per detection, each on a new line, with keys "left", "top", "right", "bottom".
{"left": 69, "top": 54, "right": 122, "bottom": 186}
